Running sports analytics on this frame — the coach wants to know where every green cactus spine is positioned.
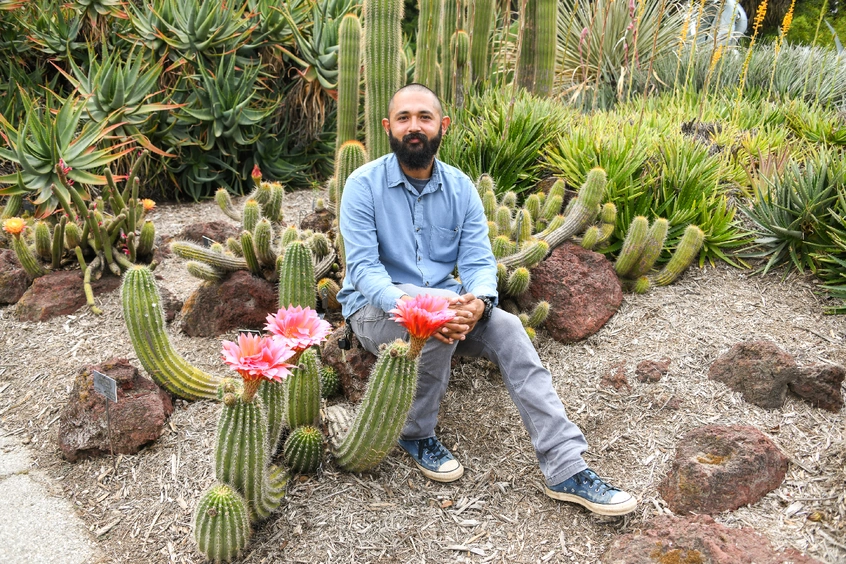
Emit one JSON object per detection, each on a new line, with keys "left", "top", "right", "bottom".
{"left": 193, "top": 483, "right": 251, "bottom": 564}
{"left": 242, "top": 200, "right": 260, "bottom": 234}
{"left": 278, "top": 241, "right": 316, "bottom": 309}
{"left": 534, "top": 0, "right": 556, "bottom": 96}
{"left": 253, "top": 219, "right": 276, "bottom": 268}
{"left": 285, "top": 348, "right": 321, "bottom": 429}
{"left": 10, "top": 231, "right": 47, "bottom": 278}
{"left": 320, "top": 365, "right": 341, "bottom": 398}
{"left": 337, "top": 14, "right": 362, "bottom": 145}
{"left": 364, "top": 0, "right": 403, "bottom": 159}
{"left": 482, "top": 190, "right": 497, "bottom": 220}
{"left": 652, "top": 225, "right": 704, "bottom": 286}
{"left": 171, "top": 241, "right": 248, "bottom": 271}
{"left": 1, "top": 194, "right": 22, "bottom": 218}
{"left": 334, "top": 340, "right": 418, "bottom": 472}
{"left": 121, "top": 266, "right": 222, "bottom": 400}
{"left": 186, "top": 261, "right": 224, "bottom": 282}
{"left": 525, "top": 193, "right": 541, "bottom": 221}
{"left": 34, "top": 221, "right": 52, "bottom": 260}
{"left": 628, "top": 218, "right": 669, "bottom": 279}
{"left": 470, "top": 0, "right": 495, "bottom": 85}
{"left": 614, "top": 216, "right": 650, "bottom": 278}
{"left": 284, "top": 425, "right": 323, "bottom": 474}
{"left": 214, "top": 392, "right": 286, "bottom": 521}
{"left": 441, "top": 0, "right": 458, "bottom": 103}
{"left": 240, "top": 231, "right": 262, "bottom": 275}
{"left": 527, "top": 300, "right": 549, "bottom": 327}
{"left": 215, "top": 188, "right": 241, "bottom": 222}
{"left": 513, "top": 208, "right": 533, "bottom": 244}
{"left": 415, "top": 0, "right": 440, "bottom": 90}
{"left": 506, "top": 267, "right": 531, "bottom": 296}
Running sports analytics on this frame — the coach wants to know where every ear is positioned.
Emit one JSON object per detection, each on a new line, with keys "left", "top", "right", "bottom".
{"left": 441, "top": 116, "right": 451, "bottom": 135}
{"left": 382, "top": 118, "right": 390, "bottom": 135}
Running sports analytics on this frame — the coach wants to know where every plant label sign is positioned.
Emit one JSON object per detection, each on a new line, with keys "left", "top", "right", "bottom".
{"left": 92, "top": 370, "right": 118, "bottom": 403}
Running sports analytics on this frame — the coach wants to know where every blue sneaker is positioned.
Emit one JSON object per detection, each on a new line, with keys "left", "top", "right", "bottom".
{"left": 397, "top": 436, "right": 464, "bottom": 482}
{"left": 545, "top": 468, "right": 636, "bottom": 516}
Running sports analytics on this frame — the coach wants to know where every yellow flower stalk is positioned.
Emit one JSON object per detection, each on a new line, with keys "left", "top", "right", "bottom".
{"left": 735, "top": 0, "right": 768, "bottom": 117}
{"left": 768, "top": 0, "right": 797, "bottom": 98}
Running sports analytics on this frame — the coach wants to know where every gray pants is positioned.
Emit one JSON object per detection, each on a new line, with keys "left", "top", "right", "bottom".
{"left": 349, "top": 284, "right": 589, "bottom": 486}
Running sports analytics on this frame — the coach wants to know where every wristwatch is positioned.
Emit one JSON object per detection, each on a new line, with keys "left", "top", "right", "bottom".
{"left": 479, "top": 296, "right": 495, "bottom": 321}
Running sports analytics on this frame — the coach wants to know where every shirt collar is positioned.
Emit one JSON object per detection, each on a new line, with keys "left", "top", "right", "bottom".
{"left": 386, "top": 153, "right": 443, "bottom": 193}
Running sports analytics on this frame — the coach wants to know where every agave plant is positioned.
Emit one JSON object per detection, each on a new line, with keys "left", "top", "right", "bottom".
{"left": 72, "top": 0, "right": 127, "bottom": 27}
{"left": 245, "top": 0, "right": 309, "bottom": 47}
{"left": 741, "top": 151, "right": 844, "bottom": 275}
{"left": 278, "top": 0, "right": 358, "bottom": 90}
{"left": 56, "top": 44, "right": 179, "bottom": 154}
{"left": 0, "top": 92, "right": 134, "bottom": 217}
{"left": 22, "top": 0, "right": 85, "bottom": 59}
{"left": 126, "top": 0, "right": 174, "bottom": 58}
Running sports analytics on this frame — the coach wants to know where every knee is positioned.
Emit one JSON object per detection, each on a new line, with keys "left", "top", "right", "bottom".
{"left": 491, "top": 308, "right": 526, "bottom": 334}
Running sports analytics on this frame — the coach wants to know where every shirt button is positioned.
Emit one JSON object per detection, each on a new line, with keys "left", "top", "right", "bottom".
{"left": 416, "top": 228, "right": 420, "bottom": 232}
{"left": 417, "top": 197, "right": 421, "bottom": 202}
{"left": 417, "top": 256, "right": 421, "bottom": 261}
{"left": 425, "top": 282, "right": 429, "bottom": 286}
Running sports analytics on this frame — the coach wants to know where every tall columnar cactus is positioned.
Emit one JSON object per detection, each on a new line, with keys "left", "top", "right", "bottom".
{"left": 193, "top": 483, "right": 251, "bottom": 564}
{"left": 334, "top": 340, "right": 418, "bottom": 472}
{"left": 284, "top": 425, "right": 323, "bottom": 474}
{"left": 652, "top": 225, "right": 705, "bottom": 287}
{"left": 441, "top": 0, "right": 458, "bottom": 103}
{"left": 533, "top": 0, "right": 557, "bottom": 96}
{"left": 452, "top": 29, "right": 470, "bottom": 107}
{"left": 415, "top": 0, "right": 440, "bottom": 91}
{"left": 215, "top": 384, "right": 287, "bottom": 522}
{"left": 516, "top": 0, "right": 537, "bottom": 91}
{"left": 470, "top": 0, "right": 495, "bottom": 86}
{"left": 34, "top": 221, "right": 52, "bottom": 260}
{"left": 278, "top": 241, "right": 316, "bottom": 310}
{"left": 364, "top": 0, "right": 403, "bottom": 159}
{"left": 337, "top": 14, "right": 362, "bottom": 146}
{"left": 121, "top": 266, "right": 222, "bottom": 400}
{"left": 285, "top": 348, "right": 321, "bottom": 429}
{"left": 335, "top": 140, "right": 368, "bottom": 217}
{"left": 1, "top": 194, "right": 22, "bottom": 218}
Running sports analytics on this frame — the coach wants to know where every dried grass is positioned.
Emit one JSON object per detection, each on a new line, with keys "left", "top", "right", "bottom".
{"left": 0, "top": 194, "right": 843, "bottom": 563}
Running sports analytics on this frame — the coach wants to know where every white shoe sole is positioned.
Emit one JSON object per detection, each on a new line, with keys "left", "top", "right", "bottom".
{"left": 544, "top": 487, "right": 637, "bottom": 516}
{"left": 415, "top": 461, "right": 464, "bottom": 483}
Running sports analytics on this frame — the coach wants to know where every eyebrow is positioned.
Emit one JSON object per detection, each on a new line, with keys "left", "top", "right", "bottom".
{"left": 393, "top": 109, "right": 435, "bottom": 117}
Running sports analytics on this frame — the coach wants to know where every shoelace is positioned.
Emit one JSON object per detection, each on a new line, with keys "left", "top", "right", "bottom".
{"left": 574, "top": 470, "right": 616, "bottom": 495}
{"left": 418, "top": 437, "right": 449, "bottom": 463}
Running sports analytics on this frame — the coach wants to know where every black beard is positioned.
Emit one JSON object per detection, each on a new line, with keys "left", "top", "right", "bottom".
{"left": 389, "top": 129, "right": 443, "bottom": 170}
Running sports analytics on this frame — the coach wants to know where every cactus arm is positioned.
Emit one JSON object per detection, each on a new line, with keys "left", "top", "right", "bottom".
{"left": 651, "top": 225, "right": 705, "bottom": 286}
{"left": 284, "top": 426, "right": 323, "bottom": 474}
{"left": 121, "top": 266, "right": 222, "bottom": 400}
{"left": 83, "top": 255, "right": 102, "bottom": 315}
{"left": 415, "top": 0, "right": 440, "bottom": 90}
{"left": 1, "top": 194, "right": 23, "bottom": 218}
{"left": 533, "top": 0, "right": 557, "bottom": 96}
{"left": 35, "top": 221, "right": 52, "bottom": 260}
{"left": 240, "top": 231, "right": 262, "bottom": 275}
{"left": 215, "top": 188, "right": 242, "bottom": 221}
{"left": 614, "top": 216, "right": 650, "bottom": 278}
{"left": 11, "top": 233, "right": 47, "bottom": 278}
{"left": 470, "top": 0, "right": 495, "bottom": 85}
{"left": 171, "top": 241, "right": 249, "bottom": 271}
{"left": 627, "top": 218, "right": 669, "bottom": 279}
{"left": 253, "top": 219, "right": 277, "bottom": 268}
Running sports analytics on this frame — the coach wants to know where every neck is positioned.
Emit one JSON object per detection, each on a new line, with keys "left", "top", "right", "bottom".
{"left": 399, "top": 159, "right": 434, "bottom": 180}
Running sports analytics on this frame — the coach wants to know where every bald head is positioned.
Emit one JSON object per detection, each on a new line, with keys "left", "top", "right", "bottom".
{"left": 387, "top": 83, "right": 443, "bottom": 119}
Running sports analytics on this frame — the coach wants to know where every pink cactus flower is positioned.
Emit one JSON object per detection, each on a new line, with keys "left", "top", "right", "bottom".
{"left": 221, "top": 333, "right": 296, "bottom": 401}
{"left": 265, "top": 305, "right": 332, "bottom": 360}
{"left": 389, "top": 294, "right": 456, "bottom": 358}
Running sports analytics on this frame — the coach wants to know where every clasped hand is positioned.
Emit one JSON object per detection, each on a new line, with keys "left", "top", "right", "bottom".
{"left": 435, "top": 293, "right": 484, "bottom": 344}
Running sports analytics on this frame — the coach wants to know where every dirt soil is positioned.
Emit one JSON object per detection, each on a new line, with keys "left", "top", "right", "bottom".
{"left": 1, "top": 193, "right": 844, "bottom": 564}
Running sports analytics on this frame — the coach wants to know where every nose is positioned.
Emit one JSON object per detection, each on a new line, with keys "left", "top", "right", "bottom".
{"left": 408, "top": 117, "right": 422, "bottom": 131}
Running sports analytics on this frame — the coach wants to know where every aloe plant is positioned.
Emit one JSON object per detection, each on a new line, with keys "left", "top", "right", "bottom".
{"left": 0, "top": 92, "right": 133, "bottom": 217}
{"left": 22, "top": 1, "right": 85, "bottom": 59}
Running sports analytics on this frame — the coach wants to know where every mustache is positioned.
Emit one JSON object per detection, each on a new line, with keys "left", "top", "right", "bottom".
{"left": 402, "top": 132, "right": 428, "bottom": 144}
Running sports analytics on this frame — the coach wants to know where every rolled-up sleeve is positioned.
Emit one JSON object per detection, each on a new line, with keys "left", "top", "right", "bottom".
{"left": 340, "top": 178, "right": 407, "bottom": 313}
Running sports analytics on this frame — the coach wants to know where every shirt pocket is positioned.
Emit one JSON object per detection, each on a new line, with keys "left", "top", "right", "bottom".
{"left": 429, "top": 225, "right": 461, "bottom": 263}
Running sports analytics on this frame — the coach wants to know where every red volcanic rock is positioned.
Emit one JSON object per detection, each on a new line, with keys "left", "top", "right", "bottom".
{"left": 636, "top": 358, "right": 671, "bottom": 383}
{"left": 658, "top": 425, "right": 789, "bottom": 515}
{"left": 516, "top": 242, "right": 622, "bottom": 343}
{"left": 14, "top": 270, "right": 121, "bottom": 321}
{"left": 708, "top": 340, "right": 798, "bottom": 409}
{"left": 180, "top": 271, "right": 277, "bottom": 337}
{"left": 58, "top": 358, "right": 173, "bottom": 462}
{"left": 789, "top": 363, "right": 845, "bottom": 412}
{"left": 0, "top": 249, "right": 30, "bottom": 304}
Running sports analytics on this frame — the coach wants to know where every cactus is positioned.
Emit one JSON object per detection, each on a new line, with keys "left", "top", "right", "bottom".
{"left": 226, "top": 237, "right": 243, "bottom": 257}
{"left": 335, "top": 140, "right": 368, "bottom": 217}
{"left": 215, "top": 188, "right": 241, "bottom": 222}
{"left": 548, "top": 179, "right": 566, "bottom": 201}
{"left": 537, "top": 214, "right": 564, "bottom": 238}
{"left": 337, "top": 14, "right": 362, "bottom": 145}
{"left": 652, "top": 225, "right": 704, "bottom": 287}
{"left": 280, "top": 225, "right": 300, "bottom": 250}
{"left": 476, "top": 174, "right": 495, "bottom": 197}
{"left": 415, "top": 0, "right": 440, "bottom": 90}
{"left": 285, "top": 348, "right": 321, "bottom": 429}
{"left": 534, "top": 0, "right": 556, "bottom": 96}
{"left": 35, "top": 221, "right": 52, "bottom": 260}
{"left": 526, "top": 300, "right": 549, "bottom": 327}
{"left": 628, "top": 218, "right": 669, "bottom": 279}
{"left": 257, "top": 378, "right": 286, "bottom": 456}
{"left": 487, "top": 221, "right": 498, "bottom": 243}
{"left": 513, "top": 208, "right": 533, "bottom": 244}
{"left": 278, "top": 241, "right": 316, "bottom": 309}
{"left": 518, "top": 239, "right": 549, "bottom": 268}
{"left": 284, "top": 425, "right": 323, "bottom": 474}
{"left": 317, "top": 278, "right": 341, "bottom": 311}
{"left": 581, "top": 225, "right": 600, "bottom": 250}
{"left": 492, "top": 235, "right": 516, "bottom": 259}
{"left": 482, "top": 190, "right": 497, "bottom": 220}
{"left": 320, "top": 365, "right": 341, "bottom": 398}
{"left": 51, "top": 219, "right": 65, "bottom": 269}
{"left": 306, "top": 232, "right": 331, "bottom": 260}
{"left": 470, "top": 0, "right": 495, "bottom": 85}
{"left": 495, "top": 206, "right": 512, "bottom": 236}
{"left": 501, "top": 191, "right": 517, "bottom": 210}
{"left": 242, "top": 200, "right": 260, "bottom": 233}
{"left": 64, "top": 221, "right": 81, "bottom": 250}
{"left": 516, "top": 0, "right": 537, "bottom": 91}
{"left": 121, "top": 266, "right": 222, "bottom": 400}
{"left": 496, "top": 262, "right": 508, "bottom": 289}
{"left": 1, "top": 194, "right": 22, "bottom": 218}
{"left": 525, "top": 326, "right": 537, "bottom": 340}
{"left": 364, "top": 0, "right": 403, "bottom": 159}
{"left": 614, "top": 216, "right": 650, "bottom": 278}
{"left": 253, "top": 219, "right": 276, "bottom": 268}
{"left": 187, "top": 261, "right": 224, "bottom": 282}
{"left": 265, "top": 183, "right": 285, "bottom": 223}
{"left": 240, "top": 231, "right": 262, "bottom": 275}
{"left": 631, "top": 276, "right": 651, "bottom": 294}
{"left": 251, "top": 180, "right": 272, "bottom": 206}
{"left": 10, "top": 229, "right": 47, "bottom": 278}
{"left": 214, "top": 389, "right": 287, "bottom": 521}
{"left": 171, "top": 241, "right": 249, "bottom": 271}
{"left": 539, "top": 194, "right": 563, "bottom": 223}
{"left": 334, "top": 340, "right": 418, "bottom": 472}
{"left": 451, "top": 29, "right": 471, "bottom": 107}
{"left": 525, "top": 193, "right": 541, "bottom": 221}
{"left": 441, "top": 0, "right": 458, "bottom": 103}
{"left": 193, "top": 483, "right": 251, "bottom": 564}
{"left": 506, "top": 267, "right": 531, "bottom": 296}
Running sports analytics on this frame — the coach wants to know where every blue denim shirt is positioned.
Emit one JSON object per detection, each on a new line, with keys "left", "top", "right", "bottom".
{"left": 337, "top": 153, "right": 499, "bottom": 319}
